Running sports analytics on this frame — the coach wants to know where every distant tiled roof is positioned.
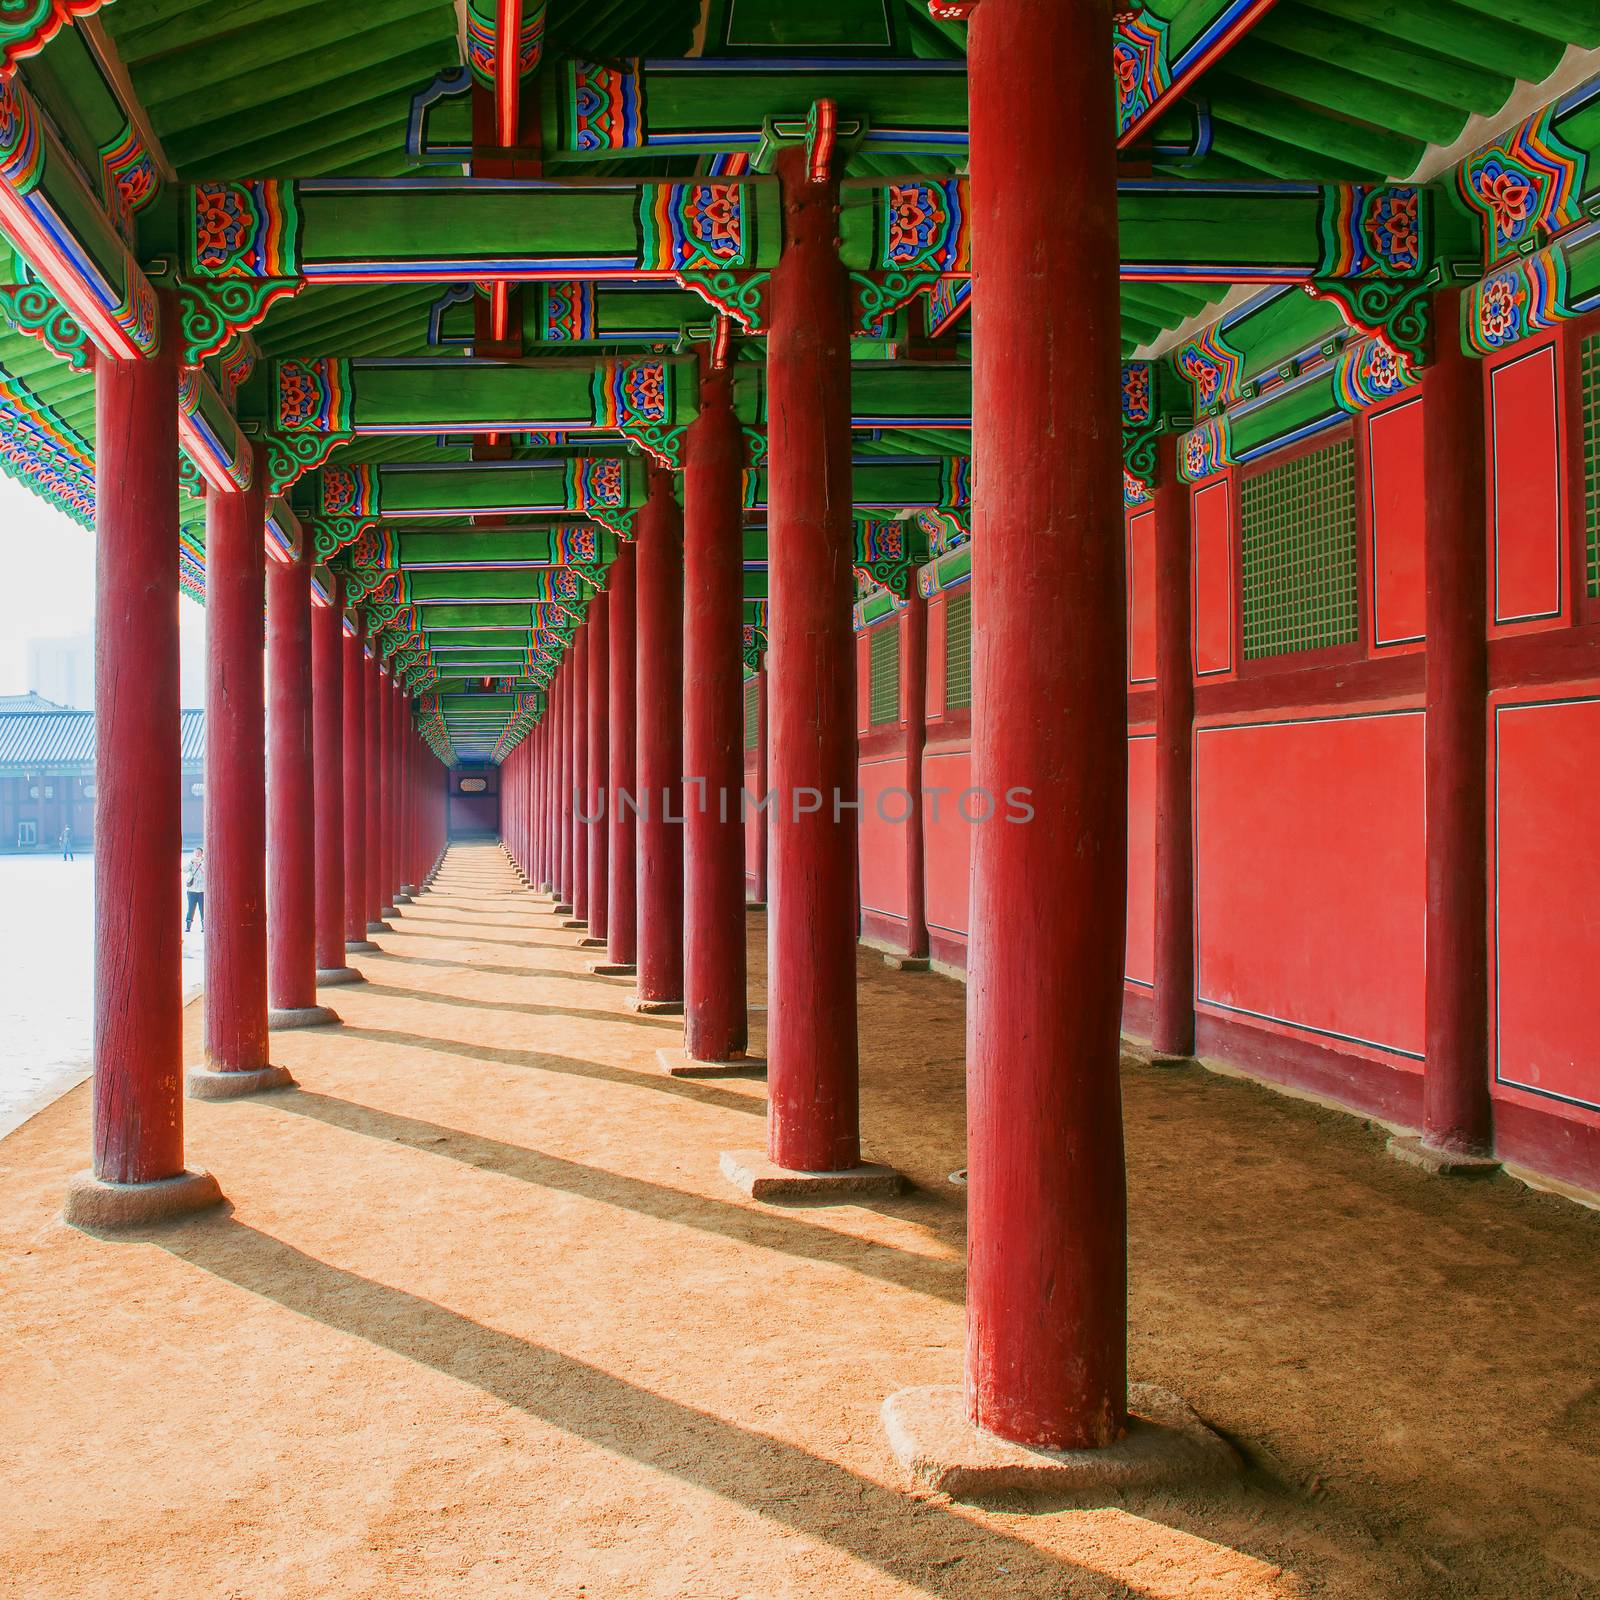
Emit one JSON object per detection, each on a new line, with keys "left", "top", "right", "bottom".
{"left": 0, "top": 709, "right": 205, "bottom": 771}
{"left": 0, "top": 692, "right": 67, "bottom": 714}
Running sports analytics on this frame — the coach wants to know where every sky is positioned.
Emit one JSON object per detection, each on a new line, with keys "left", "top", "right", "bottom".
{"left": 0, "top": 473, "right": 207, "bottom": 705}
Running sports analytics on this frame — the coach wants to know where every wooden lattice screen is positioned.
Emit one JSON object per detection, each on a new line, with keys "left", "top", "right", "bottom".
{"left": 869, "top": 619, "right": 900, "bottom": 726}
{"left": 1240, "top": 437, "right": 1359, "bottom": 660}
{"left": 944, "top": 586, "right": 972, "bottom": 710}
{"left": 1583, "top": 329, "right": 1600, "bottom": 600}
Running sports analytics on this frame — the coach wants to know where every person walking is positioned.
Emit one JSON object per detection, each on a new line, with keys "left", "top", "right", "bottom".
{"left": 59, "top": 825, "right": 73, "bottom": 861}
{"left": 184, "top": 846, "right": 205, "bottom": 932}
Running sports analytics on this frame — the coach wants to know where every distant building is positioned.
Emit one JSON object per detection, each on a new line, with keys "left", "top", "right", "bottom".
{"left": 26, "top": 635, "right": 94, "bottom": 711}
{"left": 0, "top": 702, "right": 205, "bottom": 852}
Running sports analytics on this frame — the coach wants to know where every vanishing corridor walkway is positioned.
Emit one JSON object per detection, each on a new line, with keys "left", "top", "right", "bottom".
{"left": 2, "top": 844, "right": 1598, "bottom": 1599}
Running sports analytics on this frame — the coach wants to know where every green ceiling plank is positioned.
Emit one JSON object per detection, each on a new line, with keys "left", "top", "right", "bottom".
{"left": 1298, "top": 0, "right": 1566, "bottom": 85}
{"left": 169, "top": 93, "right": 425, "bottom": 177}
{"left": 132, "top": 0, "right": 449, "bottom": 108}
{"left": 152, "top": 33, "right": 453, "bottom": 138}
{"left": 1202, "top": 78, "right": 1423, "bottom": 175}
{"left": 1203, "top": 120, "right": 1376, "bottom": 183}
{"left": 1222, "top": 38, "right": 1465, "bottom": 148}
{"left": 1120, "top": 312, "right": 1166, "bottom": 348}
{"left": 1433, "top": 0, "right": 1600, "bottom": 48}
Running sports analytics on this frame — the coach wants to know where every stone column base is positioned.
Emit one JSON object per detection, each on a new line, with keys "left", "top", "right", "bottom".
{"left": 561, "top": 917, "right": 587, "bottom": 931}
{"left": 884, "top": 954, "right": 931, "bottom": 972}
{"left": 631, "top": 996, "right": 684, "bottom": 1016}
{"left": 400, "top": 884, "right": 418, "bottom": 896}
{"left": 1387, "top": 1134, "right": 1502, "bottom": 1177}
{"left": 880, "top": 1383, "right": 1241, "bottom": 1500}
{"left": 186, "top": 1064, "right": 296, "bottom": 1100}
{"left": 381, "top": 904, "right": 402, "bottom": 919}
{"left": 657, "top": 1048, "right": 767, "bottom": 1080}
{"left": 346, "top": 939, "right": 381, "bottom": 954}
{"left": 317, "top": 966, "right": 365, "bottom": 986}
{"left": 719, "top": 1149, "right": 902, "bottom": 1201}
{"left": 268, "top": 1005, "right": 340, "bottom": 1030}
{"left": 63, "top": 1167, "right": 224, "bottom": 1231}
{"left": 552, "top": 902, "right": 574, "bottom": 916}
{"left": 578, "top": 935, "right": 607, "bottom": 949}
{"left": 366, "top": 920, "right": 393, "bottom": 934}
{"left": 392, "top": 892, "right": 413, "bottom": 904}
{"left": 589, "top": 961, "right": 636, "bottom": 977}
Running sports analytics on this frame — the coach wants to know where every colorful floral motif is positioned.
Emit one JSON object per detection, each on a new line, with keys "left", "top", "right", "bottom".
{"left": 639, "top": 182, "right": 749, "bottom": 273}
{"left": 1463, "top": 248, "right": 1572, "bottom": 356}
{"left": 568, "top": 60, "right": 643, "bottom": 153}
{"left": 1175, "top": 327, "right": 1242, "bottom": 410}
{"left": 0, "top": 71, "right": 43, "bottom": 194}
{"left": 1123, "top": 469, "right": 1152, "bottom": 508}
{"left": 1333, "top": 335, "right": 1417, "bottom": 412}
{"left": 279, "top": 358, "right": 352, "bottom": 433}
{"left": 0, "top": 0, "right": 106, "bottom": 78}
{"left": 190, "top": 181, "right": 300, "bottom": 279}
{"left": 1458, "top": 108, "right": 1586, "bottom": 266}
{"left": 1113, "top": 10, "right": 1171, "bottom": 137}
{"left": 1179, "top": 417, "right": 1234, "bottom": 483}
{"left": 564, "top": 456, "right": 626, "bottom": 510}
{"left": 1121, "top": 362, "right": 1153, "bottom": 427}
{"left": 592, "top": 359, "right": 670, "bottom": 429}
{"left": 321, "top": 462, "right": 378, "bottom": 517}
{"left": 881, "top": 179, "right": 968, "bottom": 275}
{"left": 99, "top": 123, "right": 156, "bottom": 243}
{"left": 939, "top": 456, "right": 971, "bottom": 508}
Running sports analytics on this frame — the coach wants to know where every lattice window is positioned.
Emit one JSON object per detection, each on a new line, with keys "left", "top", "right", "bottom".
{"left": 1583, "top": 330, "right": 1600, "bottom": 599}
{"left": 743, "top": 676, "right": 759, "bottom": 750}
{"left": 869, "top": 620, "right": 900, "bottom": 726}
{"left": 944, "top": 586, "right": 972, "bottom": 710}
{"left": 1240, "top": 437, "right": 1359, "bottom": 660}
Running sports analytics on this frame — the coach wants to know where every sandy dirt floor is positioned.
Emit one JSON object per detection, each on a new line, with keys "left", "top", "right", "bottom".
{"left": 2, "top": 843, "right": 1598, "bottom": 1600}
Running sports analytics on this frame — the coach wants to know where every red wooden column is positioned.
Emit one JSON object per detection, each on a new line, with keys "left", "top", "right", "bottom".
{"left": 964, "top": 0, "right": 1128, "bottom": 1448}
{"left": 606, "top": 542, "right": 638, "bottom": 970}
{"left": 633, "top": 466, "right": 685, "bottom": 1011}
{"left": 1152, "top": 433, "right": 1196, "bottom": 1059}
{"left": 314, "top": 578, "right": 360, "bottom": 983}
{"left": 750, "top": 661, "right": 768, "bottom": 905}
{"left": 570, "top": 623, "right": 590, "bottom": 924}
{"left": 398, "top": 691, "right": 415, "bottom": 896}
{"left": 364, "top": 655, "right": 389, "bottom": 933}
{"left": 555, "top": 664, "right": 573, "bottom": 909}
{"left": 379, "top": 667, "right": 399, "bottom": 918}
{"left": 1410, "top": 289, "right": 1495, "bottom": 1169}
{"left": 762, "top": 131, "right": 863, "bottom": 1170}
{"left": 266, "top": 544, "right": 337, "bottom": 1028}
{"left": 343, "top": 611, "right": 377, "bottom": 953}
{"left": 902, "top": 585, "right": 930, "bottom": 963}
{"left": 192, "top": 442, "right": 287, "bottom": 1099}
{"left": 67, "top": 290, "right": 222, "bottom": 1225}
{"left": 681, "top": 348, "right": 749, "bottom": 1062}
{"left": 586, "top": 592, "right": 610, "bottom": 945}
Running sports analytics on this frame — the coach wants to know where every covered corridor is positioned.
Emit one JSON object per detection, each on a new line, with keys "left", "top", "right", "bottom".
{"left": 4, "top": 844, "right": 1598, "bottom": 1600}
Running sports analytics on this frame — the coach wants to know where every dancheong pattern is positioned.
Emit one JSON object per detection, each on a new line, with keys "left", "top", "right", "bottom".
{"left": 1457, "top": 106, "right": 1587, "bottom": 266}
{"left": 540, "top": 282, "right": 595, "bottom": 341}
{"left": 1176, "top": 326, "right": 1243, "bottom": 411}
{"left": 1334, "top": 336, "right": 1418, "bottom": 412}
{"left": 1318, "top": 186, "right": 1424, "bottom": 278}
{"left": 190, "top": 181, "right": 301, "bottom": 279}
{"left": 638, "top": 183, "right": 750, "bottom": 273}
{"left": 1112, "top": 10, "right": 1171, "bottom": 136}
{"left": 592, "top": 360, "right": 669, "bottom": 429}
{"left": 323, "top": 464, "right": 379, "bottom": 519}
{"left": 567, "top": 60, "right": 643, "bottom": 152}
{"left": 0, "top": 70, "right": 43, "bottom": 193}
{"left": 564, "top": 457, "right": 625, "bottom": 510}
{"left": 280, "top": 359, "right": 354, "bottom": 432}
{"left": 880, "top": 180, "right": 969, "bottom": 275}
{"left": 1121, "top": 363, "right": 1153, "bottom": 428}
{"left": 1463, "top": 248, "right": 1572, "bottom": 356}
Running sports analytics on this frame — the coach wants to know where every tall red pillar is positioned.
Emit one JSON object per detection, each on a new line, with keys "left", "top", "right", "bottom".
{"left": 192, "top": 443, "right": 287, "bottom": 1098}
{"left": 266, "top": 545, "right": 336, "bottom": 1027}
{"left": 556, "top": 664, "right": 573, "bottom": 908}
{"left": 364, "top": 654, "right": 388, "bottom": 933}
{"left": 902, "top": 586, "right": 929, "bottom": 963}
{"left": 343, "top": 611, "right": 377, "bottom": 953}
{"left": 634, "top": 467, "right": 685, "bottom": 1010}
{"left": 1416, "top": 290, "right": 1494, "bottom": 1165}
{"left": 765, "top": 137, "right": 860, "bottom": 1167}
{"left": 68, "top": 290, "right": 222, "bottom": 1224}
{"left": 1152, "top": 433, "right": 1195, "bottom": 1059}
{"left": 396, "top": 688, "right": 414, "bottom": 898}
{"left": 586, "top": 592, "right": 610, "bottom": 945}
{"left": 682, "top": 351, "right": 749, "bottom": 1061}
{"left": 965, "top": 0, "right": 1127, "bottom": 1448}
{"left": 606, "top": 542, "right": 638, "bottom": 969}
{"left": 750, "top": 662, "right": 768, "bottom": 906}
{"left": 570, "top": 624, "right": 590, "bottom": 924}
{"left": 314, "top": 578, "right": 360, "bottom": 982}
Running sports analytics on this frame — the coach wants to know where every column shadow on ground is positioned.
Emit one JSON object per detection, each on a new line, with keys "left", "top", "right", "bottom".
{"left": 352, "top": 981, "right": 680, "bottom": 1031}
{"left": 366, "top": 952, "right": 610, "bottom": 984}
{"left": 330, "top": 1028, "right": 765, "bottom": 1118}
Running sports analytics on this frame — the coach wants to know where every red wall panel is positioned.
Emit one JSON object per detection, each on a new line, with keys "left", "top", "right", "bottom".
{"left": 1366, "top": 396, "right": 1427, "bottom": 648}
{"left": 1493, "top": 690, "right": 1600, "bottom": 1116}
{"left": 1127, "top": 509, "right": 1157, "bottom": 685}
{"left": 1194, "top": 709, "right": 1425, "bottom": 1060}
{"left": 1488, "top": 343, "right": 1564, "bottom": 629}
{"left": 926, "top": 595, "right": 948, "bottom": 720}
{"left": 858, "top": 752, "right": 910, "bottom": 923}
{"left": 1126, "top": 732, "right": 1155, "bottom": 987}
{"left": 922, "top": 746, "right": 972, "bottom": 944}
{"left": 744, "top": 751, "right": 761, "bottom": 889}
{"left": 1193, "top": 479, "right": 1234, "bottom": 677}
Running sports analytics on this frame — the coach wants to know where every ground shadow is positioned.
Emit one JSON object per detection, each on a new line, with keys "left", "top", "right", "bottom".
{"left": 354, "top": 980, "right": 681, "bottom": 1031}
